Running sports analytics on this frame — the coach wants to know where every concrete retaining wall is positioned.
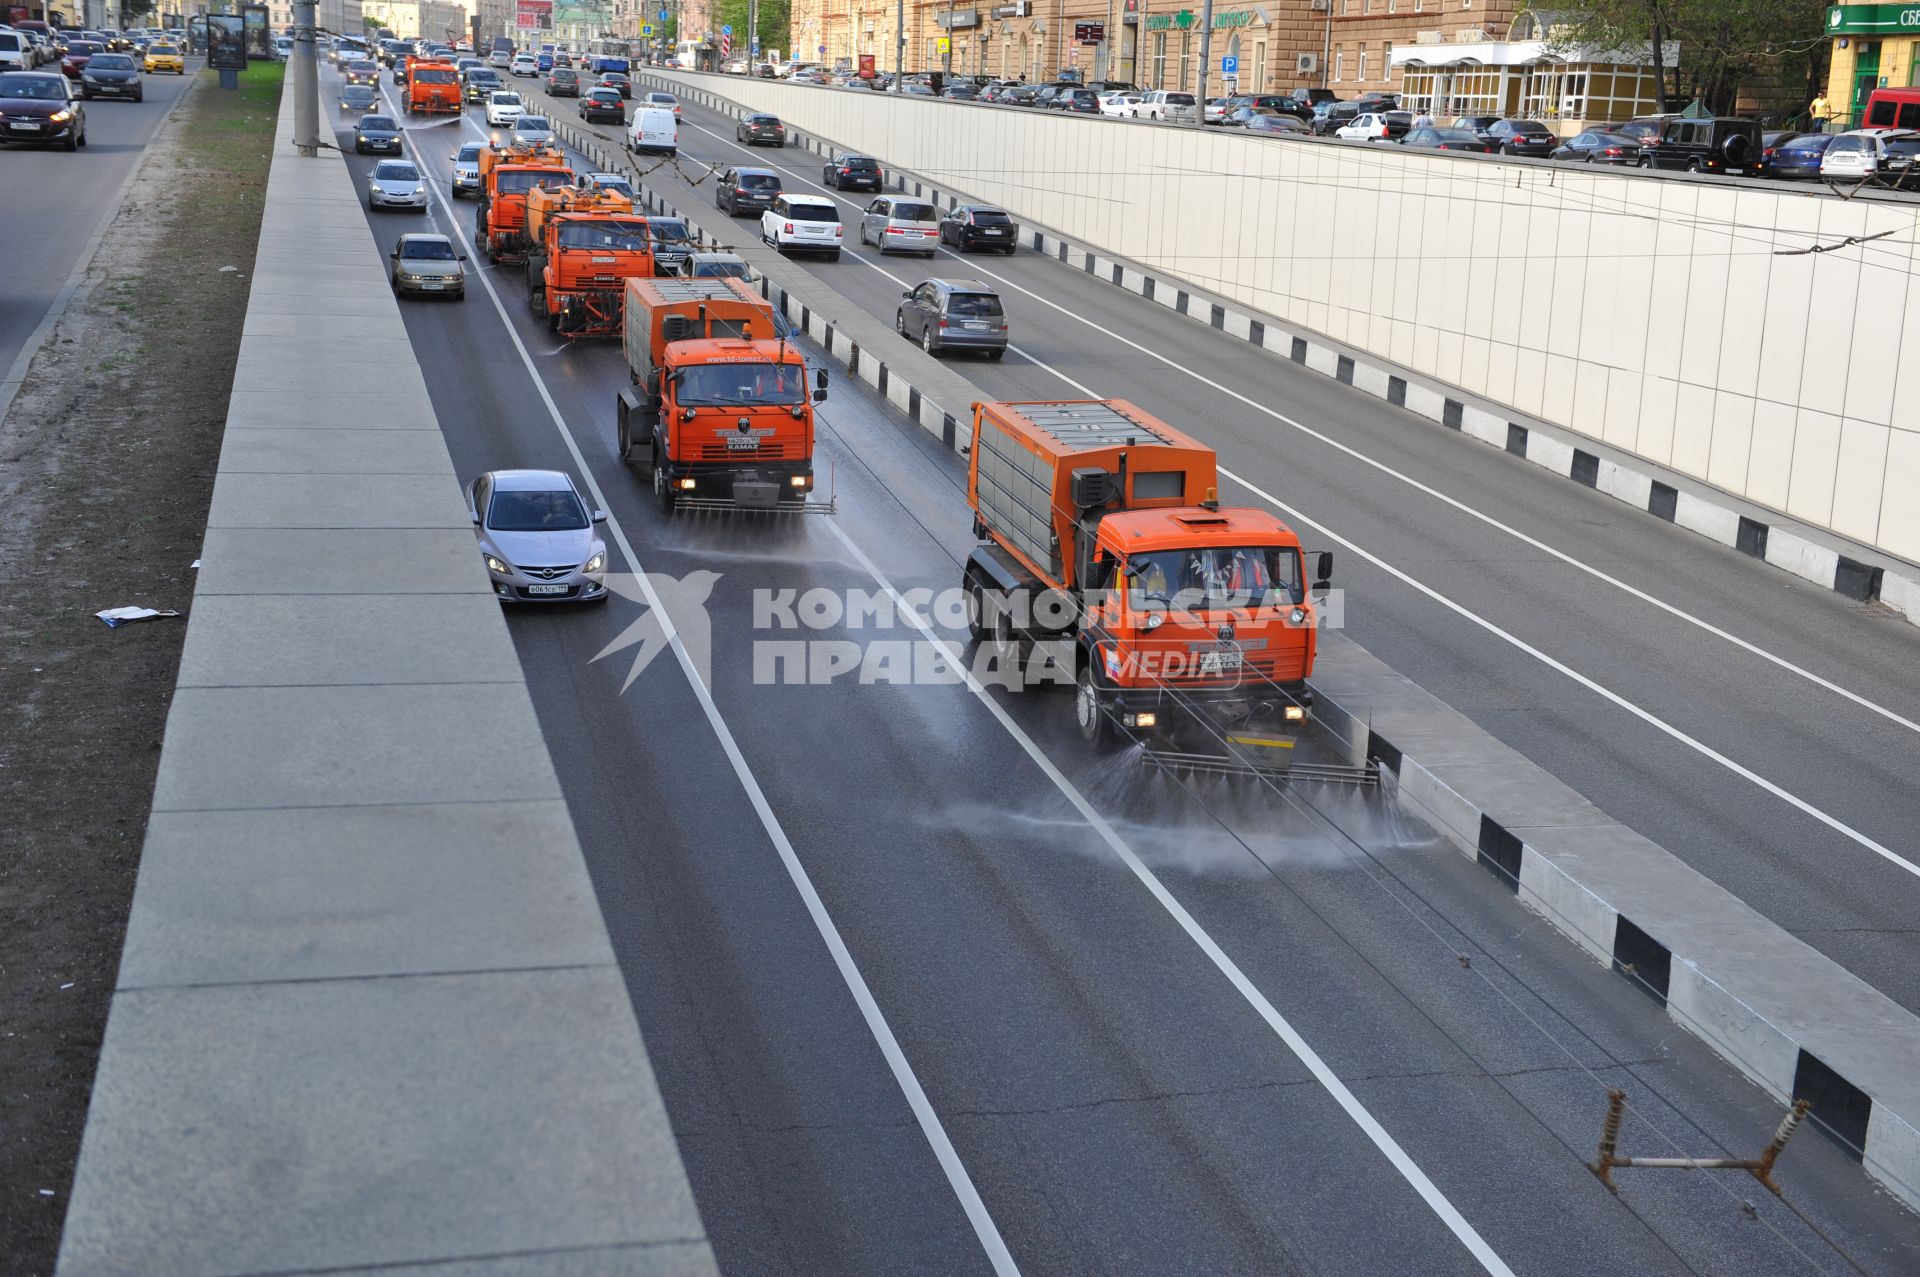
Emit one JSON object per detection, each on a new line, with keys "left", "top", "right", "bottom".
{"left": 648, "top": 72, "right": 1920, "bottom": 569}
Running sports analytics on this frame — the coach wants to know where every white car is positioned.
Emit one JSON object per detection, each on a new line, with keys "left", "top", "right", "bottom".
{"left": 467, "top": 469, "right": 608, "bottom": 604}
{"left": 1336, "top": 112, "right": 1397, "bottom": 141}
{"left": 1098, "top": 91, "right": 1141, "bottom": 118}
{"left": 1820, "top": 128, "right": 1918, "bottom": 180}
{"left": 510, "top": 114, "right": 553, "bottom": 146}
{"left": 487, "top": 48, "right": 511, "bottom": 69}
{"left": 367, "top": 159, "right": 429, "bottom": 212}
{"left": 0, "top": 31, "right": 32, "bottom": 72}
{"left": 627, "top": 105, "right": 675, "bottom": 154}
{"left": 485, "top": 90, "right": 524, "bottom": 126}
{"left": 761, "top": 193, "right": 842, "bottom": 259}
{"left": 510, "top": 52, "right": 538, "bottom": 77}
{"left": 1136, "top": 89, "right": 1197, "bottom": 123}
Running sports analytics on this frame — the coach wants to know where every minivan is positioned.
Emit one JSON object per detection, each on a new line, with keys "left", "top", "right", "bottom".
{"left": 627, "top": 105, "right": 675, "bottom": 155}
{"left": 1861, "top": 87, "right": 1920, "bottom": 131}
{"left": 859, "top": 196, "right": 940, "bottom": 256}
{"left": 895, "top": 280, "right": 1008, "bottom": 358}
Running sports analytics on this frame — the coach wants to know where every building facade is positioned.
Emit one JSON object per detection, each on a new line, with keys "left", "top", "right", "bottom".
{"left": 362, "top": 0, "right": 474, "bottom": 39}
{"left": 1821, "top": 4, "right": 1920, "bottom": 128}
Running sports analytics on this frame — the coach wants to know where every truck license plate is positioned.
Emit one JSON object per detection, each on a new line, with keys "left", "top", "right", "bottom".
{"left": 1199, "top": 651, "right": 1242, "bottom": 674}
{"left": 726, "top": 436, "right": 761, "bottom": 451}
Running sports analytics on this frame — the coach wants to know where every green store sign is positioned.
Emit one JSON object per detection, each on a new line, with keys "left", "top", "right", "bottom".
{"left": 1826, "top": 4, "right": 1920, "bottom": 33}
{"left": 1144, "top": 8, "right": 1261, "bottom": 31}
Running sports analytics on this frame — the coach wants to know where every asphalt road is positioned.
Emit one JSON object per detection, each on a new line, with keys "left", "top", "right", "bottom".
{"left": 521, "top": 77, "right": 1920, "bottom": 1018}
{"left": 0, "top": 57, "right": 199, "bottom": 414}
{"left": 324, "top": 66, "right": 1920, "bottom": 1276}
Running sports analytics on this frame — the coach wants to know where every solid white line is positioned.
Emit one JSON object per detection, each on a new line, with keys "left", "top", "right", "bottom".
{"left": 658, "top": 106, "right": 1920, "bottom": 884}
{"left": 371, "top": 74, "right": 1024, "bottom": 1277}
{"left": 819, "top": 517, "right": 1518, "bottom": 1277}
{"left": 667, "top": 101, "right": 1920, "bottom": 744}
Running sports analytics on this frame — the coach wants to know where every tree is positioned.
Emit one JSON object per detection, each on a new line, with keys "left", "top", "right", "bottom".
{"left": 707, "top": 0, "right": 789, "bottom": 59}
{"left": 1546, "top": 0, "right": 1829, "bottom": 115}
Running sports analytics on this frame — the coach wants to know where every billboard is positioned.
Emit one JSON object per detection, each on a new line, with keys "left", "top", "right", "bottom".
{"left": 515, "top": 0, "right": 553, "bottom": 30}
{"left": 208, "top": 13, "right": 247, "bottom": 70}
{"left": 242, "top": 5, "right": 271, "bottom": 60}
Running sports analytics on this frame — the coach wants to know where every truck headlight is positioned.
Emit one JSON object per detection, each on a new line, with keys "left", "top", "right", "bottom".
{"left": 1284, "top": 705, "right": 1306, "bottom": 721}
{"left": 1144, "top": 613, "right": 1163, "bottom": 631}
{"left": 1289, "top": 606, "right": 1307, "bottom": 625}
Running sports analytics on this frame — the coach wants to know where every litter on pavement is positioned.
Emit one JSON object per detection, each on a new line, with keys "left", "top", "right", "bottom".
{"left": 96, "top": 607, "right": 182, "bottom": 628}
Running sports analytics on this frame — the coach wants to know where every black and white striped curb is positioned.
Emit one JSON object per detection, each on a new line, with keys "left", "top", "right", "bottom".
{"left": 638, "top": 72, "right": 1920, "bottom": 629}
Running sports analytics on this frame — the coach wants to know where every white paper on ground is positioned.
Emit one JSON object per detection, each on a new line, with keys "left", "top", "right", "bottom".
{"left": 96, "top": 607, "right": 182, "bottom": 628}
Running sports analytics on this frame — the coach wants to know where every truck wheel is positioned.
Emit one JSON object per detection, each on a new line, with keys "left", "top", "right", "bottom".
{"left": 529, "top": 285, "right": 544, "bottom": 315}
{"left": 653, "top": 445, "right": 675, "bottom": 512}
{"left": 1075, "top": 665, "right": 1110, "bottom": 746}
{"left": 617, "top": 402, "right": 632, "bottom": 461}
{"left": 964, "top": 577, "right": 989, "bottom": 642}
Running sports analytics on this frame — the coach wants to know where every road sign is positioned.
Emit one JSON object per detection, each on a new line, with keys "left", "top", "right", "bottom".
{"left": 817, "top": 43, "right": 826, "bottom": 53}
{"left": 1221, "top": 54, "right": 1237, "bottom": 75}
{"left": 722, "top": 23, "right": 731, "bottom": 33}
{"left": 720, "top": 32, "right": 731, "bottom": 57}
{"left": 936, "top": 36, "right": 950, "bottom": 54}
{"left": 641, "top": 22, "right": 653, "bottom": 34}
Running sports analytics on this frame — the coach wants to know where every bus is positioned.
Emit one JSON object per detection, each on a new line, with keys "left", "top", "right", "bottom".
{"left": 673, "top": 38, "right": 698, "bottom": 69}
{"left": 589, "top": 37, "right": 629, "bottom": 74}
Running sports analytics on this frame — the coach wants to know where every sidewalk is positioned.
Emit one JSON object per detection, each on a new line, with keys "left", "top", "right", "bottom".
{"left": 55, "top": 68, "right": 718, "bottom": 1277}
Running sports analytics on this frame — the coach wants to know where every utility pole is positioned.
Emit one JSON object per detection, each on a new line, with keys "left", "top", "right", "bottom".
{"left": 943, "top": 0, "right": 954, "bottom": 78}
{"left": 894, "top": 0, "right": 903, "bottom": 85}
{"left": 292, "top": 0, "right": 318, "bottom": 154}
{"left": 1191, "top": 0, "right": 1211, "bottom": 126}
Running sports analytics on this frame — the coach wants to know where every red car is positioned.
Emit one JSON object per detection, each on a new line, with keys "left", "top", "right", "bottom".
{"left": 60, "top": 39, "right": 103, "bottom": 78}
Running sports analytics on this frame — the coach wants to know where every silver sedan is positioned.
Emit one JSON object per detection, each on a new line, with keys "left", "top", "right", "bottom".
{"left": 367, "top": 159, "right": 428, "bottom": 212}
{"left": 468, "top": 469, "right": 609, "bottom": 603}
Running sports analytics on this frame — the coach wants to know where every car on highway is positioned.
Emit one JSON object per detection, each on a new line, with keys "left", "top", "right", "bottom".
{"left": 642, "top": 89, "right": 679, "bottom": 115}
{"left": 598, "top": 70, "right": 632, "bottom": 98}
{"left": 578, "top": 86, "right": 624, "bottom": 122}
{"left": 576, "top": 171, "right": 632, "bottom": 196}
{"left": 487, "top": 47, "right": 511, "bottom": 70}
{"left": 823, "top": 151, "right": 882, "bottom": 191}
{"left": 1484, "top": 118, "right": 1556, "bottom": 157}
{"left": 896, "top": 279, "right": 1007, "bottom": 358}
{"left": 388, "top": 231, "right": 467, "bottom": 298}
{"left": 717, "top": 165, "right": 781, "bottom": 216}
{"left": 545, "top": 65, "right": 579, "bottom": 95}
{"left": 77, "top": 50, "right": 140, "bottom": 99}
{"left": 344, "top": 58, "right": 378, "bottom": 86}
{"left": 484, "top": 89, "right": 523, "bottom": 126}
{"left": 736, "top": 111, "right": 785, "bottom": 145}
{"left": 938, "top": 203, "right": 1018, "bottom": 253}
{"left": 59, "top": 39, "right": 102, "bottom": 77}
{"left": 535, "top": 51, "right": 552, "bottom": 72}
{"left": 509, "top": 113, "right": 553, "bottom": 146}
{"left": 462, "top": 67, "right": 500, "bottom": 101}
{"left": 353, "top": 113, "right": 402, "bottom": 154}
{"left": 0, "top": 70, "right": 85, "bottom": 148}
{"left": 859, "top": 196, "right": 940, "bottom": 255}
{"left": 1763, "top": 131, "right": 1834, "bottom": 179}
{"left": 1400, "top": 125, "right": 1491, "bottom": 153}
{"left": 467, "top": 469, "right": 608, "bottom": 604}
{"left": 627, "top": 104, "right": 675, "bottom": 154}
{"left": 676, "top": 250, "right": 752, "bottom": 278}
{"left": 1549, "top": 129, "right": 1641, "bottom": 164}
{"left": 510, "top": 52, "right": 537, "bottom": 77}
{"left": 0, "top": 31, "right": 33, "bottom": 72}
{"left": 762, "top": 193, "right": 842, "bottom": 259}
{"left": 367, "top": 158, "right": 428, "bottom": 211}
{"left": 644, "top": 217, "right": 695, "bottom": 273}
{"left": 339, "top": 83, "right": 377, "bottom": 113}
{"left": 450, "top": 141, "right": 483, "bottom": 195}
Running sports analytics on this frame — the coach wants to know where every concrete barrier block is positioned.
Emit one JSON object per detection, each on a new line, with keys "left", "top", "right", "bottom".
{"left": 1673, "top": 490, "right": 1743, "bottom": 547}
{"left": 1459, "top": 405, "right": 1507, "bottom": 448}
{"left": 1881, "top": 567, "right": 1920, "bottom": 621}
{"left": 1525, "top": 431, "right": 1576, "bottom": 477}
{"left": 1865, "top": 1106, "right": 1920, "bottom": 1216}
{"left": 1303, "top": 343, "right": 1339, "bottom": 378}
{"left": 1402, "top": 383, "right": 1446, "bottom": 423}
{"left": 1763, "top": 529, "right": 1842, "bottom": 589}
{"left": 1596, "top": 458, "right": 1653, "bottom": 509}
{"left": 1516, "top": 849, "right": 1618, "bottom": 966}
{"left": 1351, "top": 362, "right": 1391, "bottom": 399}
{"left": 1666, "top": 963, "right": 1800, "bottom": 1102}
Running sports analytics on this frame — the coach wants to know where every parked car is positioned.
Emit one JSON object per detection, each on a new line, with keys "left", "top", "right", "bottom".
{"left": 1400, "top": 125, "right": 1491, "bottom": 152}
{"left": 1203, "top": 96, "right": 1233, "bottom": 125}
{"left": 1099, "top": 91, "right": 1141, "bottom": 117}
{"left": 0, "top": 70, "right": 84, "bottom": 148}
{"left": 717, "top": 164, "right": 782, "bottom": 216}
{"left": 1335, "top": 111, "right": 1410, "bottom": 142}
{"left": 1222, "top": 106, "right": 1281, "bottom": 128}
{"left": 78, "top": 50, "right": 141, "bottom": 99}
{"left": 1242, "top": 113, "right": 1311, "bottom": 136}
{"left": 1313, "top": 101, "right": 1360, "bottom": 135}
{"left": 940, "top": 203, "right": 1018, "bottom": 253}
{"left": 1484, "top": 118, "right": 1555, "bottom": 157}
{"left": 450, "top": 141, "right": 483, "bottom": 196}
{"left": 354, "top": 113, "right": 402, "bottom": 153}
{"left": 467, "top": 470, "right": 608, "bottom": 604}
{"left": 736, "top": 111, "right": 785, "bottom": 145}
{"left": 545, "top": 66, "right": 579, "bottom": 95}
{"left": 896, "top": 279, "right": 1007, "bottom": 358}
{"left": 1451, "top": 115, "right": 1500, "bottom": 139}
{"left": 1752, "top": 130, "right": 1809, "bottom": 178}
{"left": 1638, "top": 115, "right": 1760, "bottom": 174}
{"left": 1137, "top": 89, "right": 1197, "bottom": 123}
{"left": 1821, "top": 128, "right": 1920, "bottom": 181}
{"left": 763, "top": 192, "right": 843, "bottom": 258}
{"left": 1052, "top": 86, "right": 1101, "bottom": 113}
{"left": 367, "top": 158, "right": 428, "bottom": 211}
{"left": 389, "top": 232, "right": 467, "bottom": 298}
{"left": 824, "top": 152, "right": 883, "bottom": 190}
{"left": 578, "top": 86, "right": 624, "bottom": 122}
{"left": 1002, "top": 84, "right": 1041, "bottom": 107}
{"left": 1764, "top": 131, "right": 1835, "bottom": 179}
{"left": 1614, "top": 115, "right": 1678, "bottom": 145}
{"left": 859, "top": 196, "right": 940, "bottom": 256}
{"left": 1549, "top": 129, "right": 1641, "bottom": 164}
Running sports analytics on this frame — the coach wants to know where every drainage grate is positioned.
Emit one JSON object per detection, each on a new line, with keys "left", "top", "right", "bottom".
{"left": 1249, "top": 319, "right": 1265, "bottom": 347}
{"left": 1477, "top": 815, "right": 1523, "bottom": 893}
{"left": 1505, "top": 423, "right": 1528, "bottom": 456}
{"left": 1175, "top": 289, "right": 1190, "bottom": 314}
{"left": 1571, "top": 449, "right": 1600, "bottom": 488}
{"left": 1649, "top": 481, "right": 1678, "bottom": 522}
{"left": 1736, "top": 516, "right": 1770, "bottom": 560}
{"left": 1834, "top": 556, "right": 1884, "bottom": 602}
{"left": 1793, "top": 1051, "right": 1871, "bottom": 1162}
{"left": 1291, "top": 337, "right": 1307, "bottom": 364}
{"left": 1443, "top": 400, "right": 1463, "bottom": 430}
{"left": 1336, "top": 356, "right": 1354, "bottom": 385}
{"left": 1387, "top": 376, "right": 1406, "bottom": 407}
{"left": 1610, "top": 916, "right": 1672, "bottom": 1006}
{"left": 1210, "top": 303, "right": 1225, "bottom": 329}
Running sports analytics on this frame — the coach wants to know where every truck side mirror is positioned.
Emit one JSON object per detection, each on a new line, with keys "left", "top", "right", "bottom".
{"left": 816, "top": 367, "right": 829, "bottom": 390}
{"left": 812, "top": 387, "right": 828, "bottom": 402}
{"left": 1313, "top": 550, "right": 1333, "bottom": 593}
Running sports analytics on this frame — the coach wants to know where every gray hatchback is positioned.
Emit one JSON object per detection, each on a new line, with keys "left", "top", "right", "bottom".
{"left": 895, "top": 279, "right": 1007, "bottom": 358}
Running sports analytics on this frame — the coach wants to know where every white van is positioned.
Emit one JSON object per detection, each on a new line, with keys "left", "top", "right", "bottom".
{"left": 628, "top": 106, "right": 676, "bottom": 156}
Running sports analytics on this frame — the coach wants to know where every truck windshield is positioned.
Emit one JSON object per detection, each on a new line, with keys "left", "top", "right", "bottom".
{"left": 557, "top": 220, "right": 650, "bottom": 251}
{"left": 413, "top": 68, "right": 456, "bottom": 83}
{"left": 1127, "top": 546, "right": 1302, "bottom": 609}
{"left": 496, "top": 170, "right": 569, "bottom": 194}
{"left": 676, "top": 363, "right": 806, "bottom": 406}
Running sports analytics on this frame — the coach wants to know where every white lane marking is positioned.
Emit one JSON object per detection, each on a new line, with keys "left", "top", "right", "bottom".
{"left": 375, "top": 77, "right": 1024, "bottom": 1277}
{"left": 664, "top": 104, "right": 1920, "bottom": 884}
{"left": 820, "top": 517, "right": 1518, "bottom": 1277}
{"left": 668, "top": 104, "right": 1920, "bottom": 743}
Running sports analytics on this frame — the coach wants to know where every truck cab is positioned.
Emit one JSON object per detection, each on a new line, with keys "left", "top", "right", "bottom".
{"left": 474, "top": 142, "right": 572, "bottom": 263}
{"left": 406, "top": 57, "right": 461, "bottom": 113}
{"left": 526, "top": 188, "right": 654, "bottom": 336}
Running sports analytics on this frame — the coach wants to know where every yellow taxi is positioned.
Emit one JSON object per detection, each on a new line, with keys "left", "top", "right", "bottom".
{"left": 144, "top": 42, "right": 184, "bottom": 74}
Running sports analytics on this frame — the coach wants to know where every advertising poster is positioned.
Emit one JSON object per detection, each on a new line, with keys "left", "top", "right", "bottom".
{"left": 515, "top": 0, "right": 553, "bottom": 30}
{"left": 242, "top": 6, "right": 271, "bottom": 61}
{"left": 208, "top": 13, "right": 247, "bottom": 70}
{"left": 857, "top": 52, "right": 874, "bottom": 79}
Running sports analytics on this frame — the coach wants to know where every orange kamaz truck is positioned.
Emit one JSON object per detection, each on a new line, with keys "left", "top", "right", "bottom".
{"left": 614, "top": 278, "right": 828, "bottom": 512}
{"left": 405, "top": 57, "right": 461, "bottom": 113}
{"left": 964, "top": 399, "right": 1331, "bottom": 773}
{"left": 473, "top": 141, "right": 572, "bottom": 264}
{"left": 525, "top": 186, "right": 654, "bottom": 335}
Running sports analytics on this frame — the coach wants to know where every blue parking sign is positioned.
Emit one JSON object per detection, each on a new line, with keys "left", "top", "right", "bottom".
{"left": 1221, "top": 54, "right": 1238, "bottom": 76}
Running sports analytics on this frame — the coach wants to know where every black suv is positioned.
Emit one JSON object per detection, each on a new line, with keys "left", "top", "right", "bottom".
{"left": 1637, "top": 115, "right": 1761, "bottom": 175}
{"left": 717, "top": 166, "right": 782, "bottom": 216}
{"left": 823, "top": 153, "right": 883, "bottom": 191}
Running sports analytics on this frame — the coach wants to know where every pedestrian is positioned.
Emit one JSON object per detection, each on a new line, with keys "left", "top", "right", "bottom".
{"left": 1809, "top": 92, "right": 1831, "bottom": 132}
{"left": 1412, "top": 109, "right": 1434, "bottom": 128}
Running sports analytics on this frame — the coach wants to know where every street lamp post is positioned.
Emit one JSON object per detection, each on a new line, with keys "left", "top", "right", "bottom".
{"left": 944, "top": 0, "right": 955, "bottom": 78}
{"left": 1192, "top": 0, "right": 1211, "bottom": 126}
